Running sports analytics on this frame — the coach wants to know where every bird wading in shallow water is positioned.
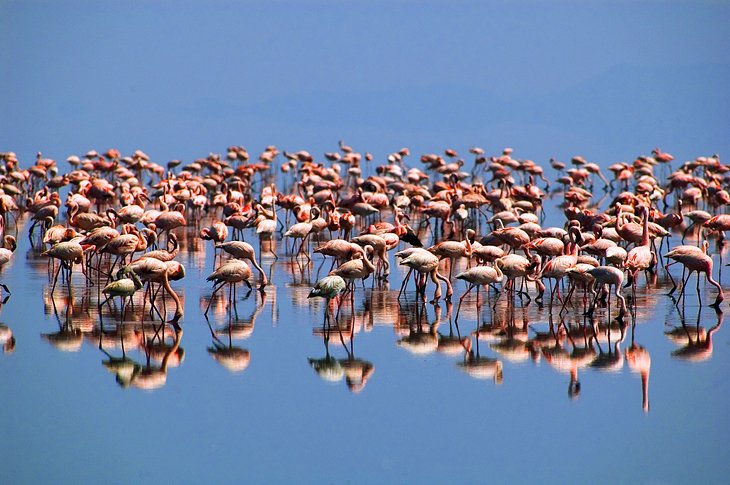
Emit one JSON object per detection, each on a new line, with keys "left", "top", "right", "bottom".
{"left": 308, "top": 275, "right": 347, "bottom": 327}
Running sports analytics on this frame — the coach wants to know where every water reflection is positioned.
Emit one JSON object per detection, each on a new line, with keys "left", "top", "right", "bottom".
{"left": 396, "top": 302, "right": 441, "bottom": 356}
{"left": 0, "top": 293, "right": 14, "bottom": 354}
{"left": 207, "top": 329, "right": 251, "bottom": 373}
{"left": 100, "top": 324, "right": 184, "bottom": 390}
{"left": 16, "top": 208, "right": 726, "bottom": 408}
{"left": 626, "top": 323, "right": 651, "bottom": 413}
{"left": 126, "top": 328, "right": 184, "bottom": 390}
{"left": 459, "top": 304, "right": 503, "bottom": 384}
{"left": 203, "top": 290, "right": 268, "bottom": 373}
{"left": 41, "top": 293, "right": 85, "bottom": 352}
{"left": 0, "top": 324, "right": 15, "bottom": 354}
{"left": 669, "top": 306, "right": 723, "bottom": 363}
{"left": 309, "top": 306, "right": 375, "bottom": 393}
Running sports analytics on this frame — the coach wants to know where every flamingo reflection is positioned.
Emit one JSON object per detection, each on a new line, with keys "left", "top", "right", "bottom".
{"left": 0, "top": 324, "right": 15, "bottom": 354}
{"left": 670, "top": 307, "right": 723, "bottom": 363}
{"left": 308, "top": 310, "right": 375, "bottom": 393}
{"left": 625, "top": 326, "right": 651, "bottom": 413}
{"left": 206, "top": 318, "right": 251, "bottom": 374}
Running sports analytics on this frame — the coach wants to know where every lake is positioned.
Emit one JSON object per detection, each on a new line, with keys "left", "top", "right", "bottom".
{"left": 1, "top": 181, "right": 728, "bottom": 484}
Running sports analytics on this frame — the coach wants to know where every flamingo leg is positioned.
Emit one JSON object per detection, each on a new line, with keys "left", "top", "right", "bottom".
{"left": 560, "top": 283, "right": 576, "bottom": 315}
{"left": 455, "top": 283, "right": 474, "bottom": 322}
{"left": 205, "top": 282, "right": 226, "bottom": 316}
{"left": 398, "top": 268, "right": 413, "bottom": 300}
{"left": 675, "top": 270, "right": 694, "bottom": 306}
{"left": 51, "top": 260, "right": 63, "bottom": 295}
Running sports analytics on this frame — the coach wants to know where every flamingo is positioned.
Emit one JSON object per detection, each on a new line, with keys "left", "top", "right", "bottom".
{"left": 284, "top": 215, "right": 313, "bottom": 258}
{"left": 665, "top": 243, "right": 723, "bottom": 307}
{"left": 155, "top": 201, "right": 186, "bottom": 243}
{"left": 704, "top": 214, "right": 730, "bottom": 242}
{"left": 524, "top": 237, "right": 564, "bottom": 260}
{"left": 397, "top": 247, "right": 453, "bottom": 303}
{"left": 471, "top": 244, "right": 505, "bottom": 264}
{"left": 351, "top": 233, "right": 390, "bottom": 278}
{"left": 101, "top": 226, "right": 145, "bottom": 278}
{"left": 682, "top": 209, "right": 711, "bottom": 243}
{"left": 586, "top": 266, "right": 626, "bottom": 318}
{"left": 614, "top": 203, "right": 643, "bottom": 245}
{"left": 313, "top": 239, "right": 364, "bottom": 271}
{"left": 200, "top": 221, "right": 229, "bottom": 262}
{"left": 605, "top": 245, "right": 627, "bottom": 267}
{"left": 67, "top": 201, "right": 111, "bottom": 232}
{"left": 454, "top": 264, "right": 504, "bottom": 320}
{"left": 624, "top": 205, "right": 656, "bottom": 293}
{"left": 428, "top": 236, "right": 472, "bottom": 279}
{"left": 491, "top": 224, "right": 530, "bottom": 252}
{"left": 497, "top": 253, "right": 542, "bottom": 301}
{"left": 42, "top": 236, "right": 85, "bottom": 294}
{"left": 664, "top": 242, "right": 707, "bottom": 294}
{"left": 137, "top": 233, "right": 179, "bottom": 262}
{"left": 329, "top": 246, "right": 376, "bottom": 291}
{"left": 42, "top": 219, "right": 77, "bottom": 246}
{"left": 255, "top": 203, "right": 278, "bottom": 258}
{"left": 538, "top": 225, "right": 581, "bottom": 304}
{"left": 200, "top": 222, "right": 229, "bottom": 245}
{"left": 118, "top": 258, "right": 183, "bottom": 325}
{"left": 308, "top": 275, "right": 347, "bottom": 327}
{"left": 560, "top": 263, "right": 597, "bottom": 314}
{"left": 204, "top": 259, "right": 253, "bottom": 317}
{"left": 106, "top": 192, "right": 148, "bottom": 224}
{"left": 214, "top": 241, "right": 268, "bottom": 287}
{"left": 100, "top": 270, "right": 144, "bottom": 325}
{"left": 0, "top": 236, "right": 16, "bottom": 295}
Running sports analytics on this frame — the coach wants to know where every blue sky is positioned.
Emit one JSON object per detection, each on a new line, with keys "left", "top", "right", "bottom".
{"left": 1, "top": 0, "right": 728, "bottom": 168}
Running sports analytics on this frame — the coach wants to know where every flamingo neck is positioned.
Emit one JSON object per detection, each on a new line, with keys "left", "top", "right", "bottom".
{"left": 69, "top": 202, "right": 80, "bottom": 222}
{"left": 131, "top": 272, "right": 143, "bottom": 290}
{"left": 615, "top": 205, "right": 623, "bottom": 231}
{"left": 162, "top": 275, "right": 183, "bottom": 320}
{"left": 170, "top": 237, "right": 179, "bottom": 256}
{"left": 363, "top": 254, "right": 376, "bottom": 272}
{"left": 567, "top": 228, "right": 578, "bottom": 256}
{"left": 641, "top": 207, "right": 650, "bottom": 246}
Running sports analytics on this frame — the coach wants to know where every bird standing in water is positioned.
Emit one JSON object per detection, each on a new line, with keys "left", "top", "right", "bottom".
{"left": 0, "top": 235, "right": 17, "bottom": 295}
{"left": 454, "top": 264, "right": 503, "bottom": 321}
{"left": 308, "top": 275, "right": 347, "bottom": 327}
{"left": 100, "top": 270, "right": 144, "bottom": 326}
{"left": 205, "top": 259, "right": 253, "bottom": 317}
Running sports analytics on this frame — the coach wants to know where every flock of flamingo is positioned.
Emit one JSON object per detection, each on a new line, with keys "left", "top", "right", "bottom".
{"left": 0, "top": 143, "right": 725, "bottom": 400}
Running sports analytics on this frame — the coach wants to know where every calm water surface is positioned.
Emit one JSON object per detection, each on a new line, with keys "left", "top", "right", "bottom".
{"left": 1, "top": 191, "right": 729, "bottom": 485}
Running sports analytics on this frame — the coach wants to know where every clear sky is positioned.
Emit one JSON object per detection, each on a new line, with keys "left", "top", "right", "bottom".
{"left": 1, "top": 0, "right": 729, "bottom": 167}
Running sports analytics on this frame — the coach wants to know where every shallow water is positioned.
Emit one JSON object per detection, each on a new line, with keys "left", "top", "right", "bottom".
{"left": 1, "top": 194, "right": 729, "bottom": 484}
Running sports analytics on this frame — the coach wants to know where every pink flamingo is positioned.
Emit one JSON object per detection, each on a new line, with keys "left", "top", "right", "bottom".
{"left": 665, "top": 242, "right": 723, "bottom": 308}
{"left": 624, "top": 205, "right": 656, "bottom": 298}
